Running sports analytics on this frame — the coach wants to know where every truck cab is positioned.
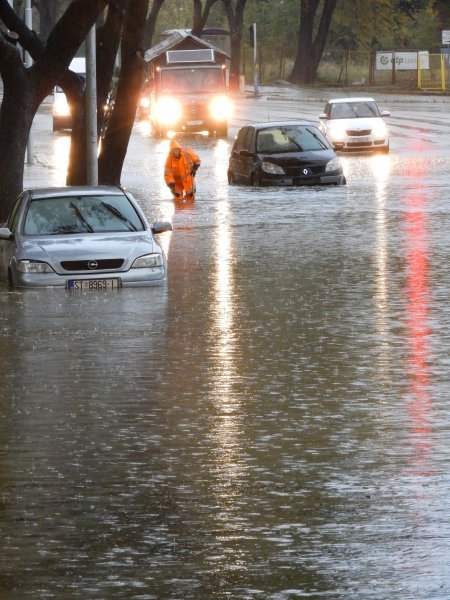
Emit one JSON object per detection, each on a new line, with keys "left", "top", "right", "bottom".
{"left": 144, "top": 34, "right": 232, "bottom": 139}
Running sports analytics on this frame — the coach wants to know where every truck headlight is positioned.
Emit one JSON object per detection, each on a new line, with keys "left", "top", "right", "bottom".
{"left": 154, "top": 97, "right": 181, "bottom": 125}
{"left": 18, "top": 260, "right": 55, "bottom": 274}
{"left": 131, "top": 254, "right": 164, "bottom": 269}
{"left": 210, "top": 96, "right": 233, "bottom": 121}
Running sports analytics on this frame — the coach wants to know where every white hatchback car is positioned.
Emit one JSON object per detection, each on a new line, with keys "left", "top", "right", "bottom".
{"left": 319, "top": 97, "right": 390, "bottom": 154}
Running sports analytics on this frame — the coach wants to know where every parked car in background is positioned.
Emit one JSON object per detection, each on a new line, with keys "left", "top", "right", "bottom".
{"left": 0, "top": 186, "right": 172, "bottom": 289}
{"left": 228, "top": 121, "right": 346, "bottom": 187}
{"left": 52, "top": 57, "right": 86, "bottom": 132}
{"left": 319, "top": 97, "right": 390, "bottom": 154}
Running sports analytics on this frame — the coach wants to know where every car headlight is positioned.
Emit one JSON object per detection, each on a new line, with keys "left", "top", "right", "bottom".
{"left": 140, "top": 96, "right": 150, "bottom": 109}
{"left": 261, "top": 161, "right": 285, "bottom": 175}
{"left": 18, "top": 260, "right": 55, "bottom": 274}
{"left": 132, "top": 254, "right": 163, "bottom": 269}
{"left": 154, "top": 97, "right": 181, "bottom": 125}
{"left": 328, "top": 123, "right": 347, "bottom": 142}
{"left": 53, "top": 97, "right": 70, "bottom": 117}
{"left": 209, "top": 96, "right": 233, "bottom": 121}
{"left": 372, "top": 120, "right": 387, "bottom": 138}
{"left": 325, "top": 156, "right": 342, "bottom": 173}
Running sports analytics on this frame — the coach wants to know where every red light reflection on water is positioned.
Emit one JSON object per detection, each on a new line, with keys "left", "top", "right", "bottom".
{"left": 403, "top": 182, "right": 433, "bottom": 475}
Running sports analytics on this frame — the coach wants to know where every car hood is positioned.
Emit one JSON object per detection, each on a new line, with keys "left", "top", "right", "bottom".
{"left": 18, "top": 232, "right": 157, "bottom": 262}
{"left": 259, "top": 148, "right": 336, "bottom": 163}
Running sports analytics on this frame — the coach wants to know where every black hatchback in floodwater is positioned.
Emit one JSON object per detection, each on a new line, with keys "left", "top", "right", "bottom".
{"left": 228, "top": 121, "right": 346, "bottom": 187}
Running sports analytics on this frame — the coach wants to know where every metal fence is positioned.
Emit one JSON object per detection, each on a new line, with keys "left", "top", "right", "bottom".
{"left": 243, "top": 48, "right": 450, "bottom": 92}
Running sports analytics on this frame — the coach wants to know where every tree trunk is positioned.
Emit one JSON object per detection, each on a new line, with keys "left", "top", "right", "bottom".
{"left": 143, "top": 0, "right": 166, "bottom": 50}
{"left": 289, "top": 0, "right": 337, "bottom": 85}
{"left": 0, "top": 0, "right": 109, "bottom": 218}
{"left": 191, "top": 0, "right": 220, "bottom": 38}
{"left": 0, "top": 42, "right": 33, "bottom": 222}
{"left": 222, "top": 0, "right": 247, "bottom": 93}
{"left": 98, "top": 0, "right": 147, "bottom": 185}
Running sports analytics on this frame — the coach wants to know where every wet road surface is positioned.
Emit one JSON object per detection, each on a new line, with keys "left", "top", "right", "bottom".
{"left": 1, "top": 91, "right": 450, "bottom": 598}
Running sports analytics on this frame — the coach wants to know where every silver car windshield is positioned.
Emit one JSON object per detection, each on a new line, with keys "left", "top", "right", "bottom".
{"left": 256, "top": 126, "right": 329, "bottom": 153}
{"left": 23, "top": 194, "right": 145, "bottom": 235}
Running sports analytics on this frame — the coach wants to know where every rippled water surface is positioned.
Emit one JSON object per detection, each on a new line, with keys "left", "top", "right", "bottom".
{"left": 1, "top": 99, "right": 450, "bottom": 598}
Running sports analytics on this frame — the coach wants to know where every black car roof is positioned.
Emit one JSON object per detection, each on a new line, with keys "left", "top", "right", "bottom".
{"left": 249, "top": 121, "right": 318, "bottom": 131}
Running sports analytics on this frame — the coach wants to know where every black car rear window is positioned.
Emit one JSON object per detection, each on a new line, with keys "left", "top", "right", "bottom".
{"left": 23, "top": 194, "right": 145, "bottom": 235}
{"left": 256, "top": 126, "right": 329, "bottom": 153}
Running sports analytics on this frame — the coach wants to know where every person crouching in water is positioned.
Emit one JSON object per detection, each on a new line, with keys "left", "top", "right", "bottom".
{"left": 164, "top": 139, "right": 201, "bottom": 202}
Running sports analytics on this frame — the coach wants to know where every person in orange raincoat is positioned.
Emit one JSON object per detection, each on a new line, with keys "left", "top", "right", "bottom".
{"left": 164, "top": 139, "right": 201, "bottom": 201}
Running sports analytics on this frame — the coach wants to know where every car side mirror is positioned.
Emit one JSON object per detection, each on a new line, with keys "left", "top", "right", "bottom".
{"left": 0, "top": 227, "right": 13, "bottom": 241}
{"left": 380, "top": 110, "right": 390, "bottom": 117}
{"left": 319, "top": 113, "right": 328, "bottom": 119}
{"left": 152, "top": 221, "right": 172, "bottom": 235}
{"left": 239, "top": 149, "right": 254, "bottom": 157}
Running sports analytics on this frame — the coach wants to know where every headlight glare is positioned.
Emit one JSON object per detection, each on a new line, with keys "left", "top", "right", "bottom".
{"left": 154, "top": 97, "right": 181, "bottom": 125}
{"left": 261, "top": 161, "right": 285, "bottom": 175}
{"left": 18, "top": 260, "right": 55, "bottom": 274}
{"left": 53, "top": 96, "right": 70, "bottom": 117}
{"left": 372, "top": 120, "right": 387, "bottom": 138}
{"left": 328, "top": 123, "right": 347, "bottom": 141}
{"left": 210, "top": 96, "right": 233, "bottom": 121}
{"left": 132, "top": 254, "right": 163, "bottom": 269}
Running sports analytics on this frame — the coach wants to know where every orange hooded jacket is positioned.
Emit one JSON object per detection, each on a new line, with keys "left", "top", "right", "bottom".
{"left": 164, "top": 140, "right": 201, "bottom": 198}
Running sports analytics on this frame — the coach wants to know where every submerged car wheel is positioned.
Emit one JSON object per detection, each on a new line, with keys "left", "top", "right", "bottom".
{"left": 215, "top": 125, "right": 228, "bottom": 139}
{"left": 251, "top": 173, "right": 260, "bottom": 187}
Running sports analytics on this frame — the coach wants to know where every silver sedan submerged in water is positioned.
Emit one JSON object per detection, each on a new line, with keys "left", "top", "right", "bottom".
{"left": 0, "top": 186, "right": 172, "bottom": 289}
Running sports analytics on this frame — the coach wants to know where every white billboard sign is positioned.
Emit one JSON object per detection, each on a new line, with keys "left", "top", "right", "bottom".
{"left": 376, "top": 52, "right": 423, "bottom": 71}
{"left": 442, "top": 30, "right": 450, "bottom": 45}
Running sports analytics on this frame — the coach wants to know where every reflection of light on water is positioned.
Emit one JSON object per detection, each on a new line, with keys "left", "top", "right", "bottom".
{"left": 401, "top": 152, "right": 433, "bottom": 475}
{"left": 370, "top": 154, "right": 391, "bottom": 180}
{"left": 213, "top": 139, "right": 231, "bottom": 196}
{"left": 404, "top": 190, "right": 433, "bottom": 475}
{"left": 373, "top": 154, "right": 391, "bottom": 377}
{"left": 137, "top": 120, "right": 151, "bottom": 137}
{"left": 211, "top": 199, "right": 244, "bottom": 496}
{"left": 51, "top": 136, "right": 71, "bottom": 184}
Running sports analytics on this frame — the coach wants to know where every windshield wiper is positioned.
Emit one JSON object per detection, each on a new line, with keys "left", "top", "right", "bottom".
{"left": 305, "top": 128, "right": 328, "bottom": 150}
{"left": 102, "top": 201, "right": 137, "bottom": 231}
{"left": 280, "top": 130, "right": 302, "bottom": 150}
{"left": 69, "top": 202, "right": 94, "bottom": 232}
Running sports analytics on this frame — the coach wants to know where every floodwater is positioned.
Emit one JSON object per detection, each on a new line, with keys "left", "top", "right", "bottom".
{"left": 1, "top": 95, "right": 450, "bottom": 598}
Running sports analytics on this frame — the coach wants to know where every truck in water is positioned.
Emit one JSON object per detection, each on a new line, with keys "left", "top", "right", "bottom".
{"left": 142, "top": 32, "right": 232, "bottom": 138}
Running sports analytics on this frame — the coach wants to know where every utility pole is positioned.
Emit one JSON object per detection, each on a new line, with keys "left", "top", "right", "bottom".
{"left": 25, "top": 0, "right": 34, "bottom": 164}
{"left": 85, "top": 26, "right": 98, "bottom": 186}
{"left": 251, "top": 23, "right": 258, "bottom": 96}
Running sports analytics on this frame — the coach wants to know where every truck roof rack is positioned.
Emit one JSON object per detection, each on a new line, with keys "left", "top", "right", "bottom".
{"left": 166, "top": 49, "right": 215, "bottom": 64}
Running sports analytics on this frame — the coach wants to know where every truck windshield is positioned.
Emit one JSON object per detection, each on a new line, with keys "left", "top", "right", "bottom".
{"left": 161, "top": 68, "right": 223, "bottom": 94}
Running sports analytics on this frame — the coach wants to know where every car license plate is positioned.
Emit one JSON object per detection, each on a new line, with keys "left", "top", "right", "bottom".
{"left": 187, "top": 120, "right": 202, "bottom": 125}
{"left": 67, "top": 278, "right": 121, "bottom": 290}
{"left": 350, "top": 137, "right": 370, "bottom": 143}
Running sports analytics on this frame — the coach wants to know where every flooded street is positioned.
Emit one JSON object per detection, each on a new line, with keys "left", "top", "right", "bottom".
{"left": 1, "top": 91, "right": 450, "bottom": 598}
